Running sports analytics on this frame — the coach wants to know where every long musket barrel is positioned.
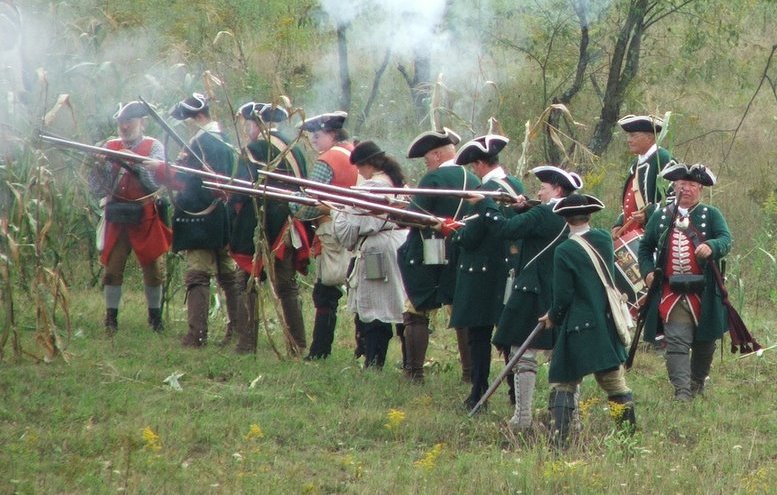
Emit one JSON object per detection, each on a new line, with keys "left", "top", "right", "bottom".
{"left": 39, "top": 133, "right": 147, "bottom": 166}
{"left": 168, "top": 162, "right": 253, "bottom": 187}
{"left": 202, "top": 181, "right": 319, "bottom": 207}
{"left": 468, "top": 322, "right": 545, "bottom": 417}
{"left": 255, "top": 169, "right": 407, "bottom": 206}
{"left": 204, "top": 180, "right": 452, "bottom": 228}
{"left": 352, "top": 185, "right": 520, "bottom": 204}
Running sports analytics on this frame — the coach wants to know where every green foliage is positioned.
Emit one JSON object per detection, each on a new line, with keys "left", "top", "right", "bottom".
{"left": 1, "top": 284, "right": 776, "bottom": 492}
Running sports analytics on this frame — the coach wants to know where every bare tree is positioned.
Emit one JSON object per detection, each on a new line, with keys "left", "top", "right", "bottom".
{"left": 398, "top": 49, "right": 432, "bottom": 124}
{"left": 587, "top": 0, "right": 697, "bottom": 155}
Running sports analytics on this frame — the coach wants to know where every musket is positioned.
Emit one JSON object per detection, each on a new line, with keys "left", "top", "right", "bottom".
{"left": 137, "top": 96, "right": 217, "bottom": 174}
{"left": 204, "top": 180, "right": 456, "bottom": 228}
{"left": 39, "top": 133, "right": 148, "bottom": 166}
{"left": 468, "top": 322, "right": 545, "bottom": 417}
{"left": 38, "top": 133, "right": 159, "bottom": 192}
{"left": 254, "top": 168, "right": 409, "bottom": 206}
{"left": 202, "top": 181, "right": 319, "bottom": 207}
{"left": 168, "top": 162, "right": 253, "bottom": 187}
{"left": 353, "top": 185, "right": 522, "bottom": 204}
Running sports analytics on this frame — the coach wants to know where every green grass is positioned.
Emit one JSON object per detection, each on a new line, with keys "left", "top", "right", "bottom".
{"left": 1, "top": 279, "right": 776, "bottom": 494}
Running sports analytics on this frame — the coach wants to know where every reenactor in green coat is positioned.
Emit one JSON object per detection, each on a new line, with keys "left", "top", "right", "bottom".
{"left": 449, "top": 135, "right": 524, "bottom": 410}
{"left": 540, "top": 193, "right": 635, "bottom": 449}
{"left": 638, "top": 162, "right": 731, "bottom": 401}
{"left": 397, "top": 128, "right": 481, "bottom": 382}
{"left": 470, "top": 165, "right": 581, "bottom": 431}
{"left": 230, "top": 101, "right": 309, "bottom": 355}
{"left": 613, "top": 114, "right": 673, "bottom": 238}
{"left": 167, "top": 93, "right": 248, "bottom": 348}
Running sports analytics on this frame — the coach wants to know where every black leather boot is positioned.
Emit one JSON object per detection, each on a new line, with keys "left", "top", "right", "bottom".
{"left": 105, "top": 308, "right": 118, "bottom": 336}
{"left": 549, "top": 389, "right": 576, "bottom": 449}
{"left": 148, "top": 308, "right": 163, "bottom": 332}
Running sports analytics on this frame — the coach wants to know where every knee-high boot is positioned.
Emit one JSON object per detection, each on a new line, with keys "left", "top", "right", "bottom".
{"left": 465, "top": 326, "right": 493, "bottom": 410}
{"left": 306, "top": 309, "right": 337, "bottom": 359}
{"left": 280, "top": 292, "right": 306, "bottom": 355}
{"left": 236, "top": 282, "right": 258, "bottom": 354}
{"left": 182, "top": 270, "right": 211, "bottom": 347}
{"left": 402, "top": 312, "right": 429, "bottom": 382}
{"left": 549, "top": 389, "right": 576, "bottom": 449}
{"left": 218, "top": 270, "right": 250, "bottom": 353}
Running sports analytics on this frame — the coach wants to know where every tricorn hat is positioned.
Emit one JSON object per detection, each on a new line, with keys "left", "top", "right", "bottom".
{"left": 237, "top": 101, "right": 289, "bottom": 124}
{"left": 299, "top": 111, "right": 348, "bottom": 132}
{"left": 407, "top": 127, "right": 461, "bottom": 158}
{"left": 454, "top": 134, "right": 509, "bottom": 165}
{"left": 552, "top": 193, "right": 605, "bottom": 217}
{"left": 531, "top": 165, "right": 583, "bottom": 191}
{"left": 350, "top": 140, "right": 385, "bottom": 165}
{"left": 170, "top": 92, "right": 208, "bottom": 121}
{"left": 661, "top": 161, "right": 716, "bottom": 186}
{"left": 113, "top": 101, "right": 148, "bottom": 122}
{"left": 617, "top": 114, "right": 664, "bottom": 133}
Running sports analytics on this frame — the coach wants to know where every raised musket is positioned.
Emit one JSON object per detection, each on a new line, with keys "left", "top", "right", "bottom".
{"left": 352, "top": 185, "right": 521, "bottom": 204}
{"left": 137, "top": 96, "right": 220, "bottom": 174}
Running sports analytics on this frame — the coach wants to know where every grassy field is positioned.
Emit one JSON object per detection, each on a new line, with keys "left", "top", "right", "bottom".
{"left": 1, "top": 274, "right": 776, "bottom": 495}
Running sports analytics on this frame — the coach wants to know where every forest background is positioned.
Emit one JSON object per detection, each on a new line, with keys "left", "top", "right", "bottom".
{"left": 1, "top": 0, "right": 776, "bottom": 494}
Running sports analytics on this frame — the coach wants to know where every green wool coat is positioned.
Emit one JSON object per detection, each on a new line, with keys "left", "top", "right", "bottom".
{"left": 477, "top": 200, "right": 568, "bottom": 350}
{"left": 450, "top": 175, "right": 524, "bottom": 328}
{"left": 614, "top": 146, "right": 673, "bottom": 228}
{"left": 172, "top": 130, "right": 235, "bottom": 252}
{"left": 547, "top": 229, "right": 628, "bottom": 383}
{"left": 397, "top": 164, "right": 480, "bottom": 311}
{"left": 637, "top": 202, "right": 732, "bottom": 343}
{"left": 230, "top": 131, "right": 308, "bottom": 255}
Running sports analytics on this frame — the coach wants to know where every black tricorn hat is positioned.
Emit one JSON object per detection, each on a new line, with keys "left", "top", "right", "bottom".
{"left": 170, "top": 92, "right": 208, "bottom": 121}
{"left": 661, "top": 161, "right": 716, "bottom": 186}
{"left": 454, "top": 134, "right": 509, "bottom": 165}
{"left": 113, "top": 101, "right": 148, "bottom": 122}
{"left": 299, "top": 111, "right": 348, "bottom": 132}
{"left": 617, "top": 114, "right": 664, "bottom": 133}
{"left": 237, "top": 101, "right": 289, "bottom": 123}
{"left": 552, "top": 193, "right": 605, "bottom": 217}
{"left": 407, "top": 127, "right": 461, "bottom": 158}
{"left": 531, "top": 165, "right": 583, "bottom": 191}
{"left": 350, "top": 140, "right": 385, "bottom": 165}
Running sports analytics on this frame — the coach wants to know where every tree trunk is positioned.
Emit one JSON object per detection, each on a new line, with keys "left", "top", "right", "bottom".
{"left": 587, "top": 0, "right": 649, "bottom": 156}
{"left": 336, "top": 24, "right": 351, "bottom": 112}
{"left": 546, "top": 0, "right": 590, "bottom": 165}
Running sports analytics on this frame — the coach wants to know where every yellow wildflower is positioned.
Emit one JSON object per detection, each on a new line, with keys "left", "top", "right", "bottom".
{"left": 608, "top": 400, "right": 627, "bottom": 421}
{"left": 142, "top": 426, "right": 162, "bottom": 452}
{"left": 414, "top": 443, "right": 445, "bottom": 470}
{"left": 578, "top": 396, "right": 600, "bottom": 421}
{"left": 385, "top": 408, "right": 406, "bottom": 430}
{"left": 246, "top": 423, "right": 264, "bottom": 440}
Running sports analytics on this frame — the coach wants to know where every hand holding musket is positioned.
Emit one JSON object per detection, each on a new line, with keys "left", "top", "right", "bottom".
{"left": 38, "top": 133, "right": 160, "bottom": 194}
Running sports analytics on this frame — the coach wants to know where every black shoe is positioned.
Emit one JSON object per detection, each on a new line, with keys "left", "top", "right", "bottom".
{"left": 148, "top": 308, "right": 164, "bottom": 332}
{"left": 105, "top": 308, "right": 118, "bottom": 336}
